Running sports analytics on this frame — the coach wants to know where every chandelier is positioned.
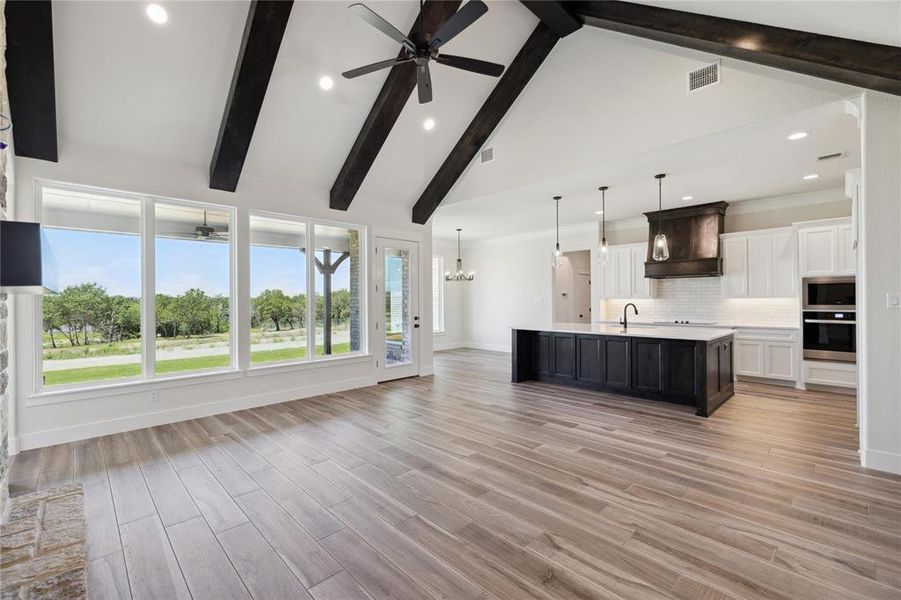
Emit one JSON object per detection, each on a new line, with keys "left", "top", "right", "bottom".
{"left": 445, "top": 228, "right": 474, "bottom": 281}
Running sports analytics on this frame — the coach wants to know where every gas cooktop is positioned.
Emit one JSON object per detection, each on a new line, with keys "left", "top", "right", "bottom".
{"left": 651, "top": 320, "right": 719, "bottom": 326}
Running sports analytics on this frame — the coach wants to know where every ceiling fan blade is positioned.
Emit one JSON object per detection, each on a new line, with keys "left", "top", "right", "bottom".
{"left": 430, "top": 0, "right": 488, "bottom": 50}
{"left": 435, "top": 54, "right": 504, "bottom": 77}
{"left": 417, "top": 64, "right": 433, "bottom": 104}
{"left": 342, "top": 57, "right": 413, "bottom": 79}
{"left": 349, "top": 3, "right": 415, "bottom": 52}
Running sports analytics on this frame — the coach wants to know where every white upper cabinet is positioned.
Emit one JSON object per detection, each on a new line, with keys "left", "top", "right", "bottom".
{"left": 598, "top": 242, "right": 657, "bottom": 299}
{"left": 798, "top": 218, "right": 855, "bottom": 277}
{"left": 721, "top": 227, "right": 797, "bottom": 298}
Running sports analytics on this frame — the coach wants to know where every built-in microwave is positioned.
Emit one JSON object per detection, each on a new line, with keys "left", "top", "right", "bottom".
{"left": 802, "top": 276, "right": 855, "bottom": 311}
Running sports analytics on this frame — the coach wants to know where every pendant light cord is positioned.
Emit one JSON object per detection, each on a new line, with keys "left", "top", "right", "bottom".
{"left": 555, "top": 197, "right": 560, "bottom": 247}
{"left": 456, "top": 228, "right": 462, "bottom": 261}
{"left": 657, "top": 176, "right": 663, "bottom": 235}
{"left": 601, "top": 189, "right": 606, "bottom": 241}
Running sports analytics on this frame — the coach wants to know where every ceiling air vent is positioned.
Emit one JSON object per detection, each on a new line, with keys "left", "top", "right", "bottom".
{"left": 817, "top": 152, "right": 846, "bottom": 161}
{"left": 687, "top": 61, "right": 721, "bottom": 92}
{"left": 480, "top": 147, "right": 494, "bottom": 164}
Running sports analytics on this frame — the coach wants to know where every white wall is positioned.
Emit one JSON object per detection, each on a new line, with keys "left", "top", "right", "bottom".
{"left": 554, "top": 251, "right": 591, "bottom": 323}
{"left": 859, "top": 91, "right": 901, "bottom": 475}
{"left": 432, "top": 241, "right": 465, "bottom": 351}
{"left": 12, "top": 141, "right": 433, "bottom": 451}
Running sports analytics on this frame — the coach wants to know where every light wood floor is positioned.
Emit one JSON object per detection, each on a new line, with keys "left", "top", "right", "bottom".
{"left": 9, "top": 349, "right": 901, "bottom": 600}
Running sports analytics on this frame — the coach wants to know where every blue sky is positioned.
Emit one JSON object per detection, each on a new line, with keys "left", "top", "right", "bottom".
{"left": 44, "top": 228, "right": 350, "bottom": 298}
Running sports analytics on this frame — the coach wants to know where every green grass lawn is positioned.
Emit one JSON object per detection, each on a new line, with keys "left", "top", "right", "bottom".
{"left": 43, "top": 343, "right": 352, "bottom": 387}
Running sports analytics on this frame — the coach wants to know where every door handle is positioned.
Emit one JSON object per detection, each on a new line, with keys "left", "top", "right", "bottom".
{"left": 414, "top": 324, "right": 420, "bottom": 328}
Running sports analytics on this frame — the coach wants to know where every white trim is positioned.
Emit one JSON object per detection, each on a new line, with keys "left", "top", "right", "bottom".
{"left": 432, "top": 255, "right": 445, "bottom": 334}
{"left": 862, "top": 448, "right": 901, "bottom": 475}
{"left": 246, "top": 353, "right": 372, "bottom": 377}
{"left": 16, "top": 374, "right": 377, "bottom": 452}
{"left": 434, "top": 340, "right": 466, "bottom": 351}
{"left": 460, "top": 341, "right": 511, "bottom": 353}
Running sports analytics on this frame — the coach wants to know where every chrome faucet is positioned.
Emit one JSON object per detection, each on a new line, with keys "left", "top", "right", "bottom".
{"left": 623, "top": 303, "right": 638, "bottom": 329}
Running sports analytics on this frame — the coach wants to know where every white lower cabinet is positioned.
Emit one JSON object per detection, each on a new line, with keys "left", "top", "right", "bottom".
{"left": 802, "top": 360, "right": 857, "bottom": 389}
{"left": 733, "top": 328, "right": 799, "bottom": 383}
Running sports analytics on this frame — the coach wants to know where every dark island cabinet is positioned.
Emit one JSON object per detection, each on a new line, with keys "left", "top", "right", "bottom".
{"left": 512, "top": 329, "right": 734, "bottom": 417}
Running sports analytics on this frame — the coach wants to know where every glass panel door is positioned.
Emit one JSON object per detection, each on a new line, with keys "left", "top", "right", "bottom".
{"left": 375, "top": 238, "right": 418, "bottom": 380}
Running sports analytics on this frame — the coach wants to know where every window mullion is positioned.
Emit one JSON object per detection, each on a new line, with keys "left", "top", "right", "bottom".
{"left": 235, "top": 207, "right": 250, "bottom": 371}
{"left": 142, "top": 198, "right": 156, "bottom": 379}
{"left": 306, "top": 221, "right": 315, "bottom": 361}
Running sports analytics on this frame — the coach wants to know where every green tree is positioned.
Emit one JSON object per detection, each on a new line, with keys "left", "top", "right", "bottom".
{"left": 253, "top": 289, "right": 292, "bottom": 331}
{"left": 175, "top": 288, "right": 213, "bottom": 337}
{"left": 42, "top": 294, "right": 63, "bottom": 348}
{"left": 156, "top": 294, "right": 179, "bottom": 338}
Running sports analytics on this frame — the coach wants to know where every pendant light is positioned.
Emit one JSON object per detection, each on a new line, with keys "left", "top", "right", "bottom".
{"left": 552, "top": 196, "right": 563, "bottom": 269}
{"left": 652, "top": 173, "right": 670, "bottom": 262}
{"left": 445, "top": 228, "right": 474, "bottom": 281}
{"left": 597, "top": 186, "right": 610, "bottom": 266}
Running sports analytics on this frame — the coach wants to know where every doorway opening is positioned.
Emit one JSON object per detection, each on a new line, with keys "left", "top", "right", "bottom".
{"left": 553, "top": 250, "right": 592, "bottom": 324}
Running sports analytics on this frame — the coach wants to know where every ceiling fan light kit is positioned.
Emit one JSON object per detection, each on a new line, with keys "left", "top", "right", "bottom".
{"left": 343, "top": 0, "right": 505, "bottom": 104}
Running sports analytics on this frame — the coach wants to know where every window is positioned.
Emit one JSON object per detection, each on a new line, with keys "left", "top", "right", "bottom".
{"left": 250, "top": 215, "right": 307, "bottom": 364}
{"left": 155, "top": 203, "right": 232, "bottom": 375}
{"left": 432, "top": 256, "right": 444, "bottom": 333}
{"left": 313, "top": 224, "right": 362, "bottom": 358}
{"left": 36, "top": 182, "right": 367, "bottom": 393}
{"left": 40, "top": 187, "right": 142, "bottom": 387}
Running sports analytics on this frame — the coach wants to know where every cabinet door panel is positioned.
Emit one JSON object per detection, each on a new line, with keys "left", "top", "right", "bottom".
{"left": 764, "top": 342, "right": 796, "bottom": 380}
{"left": 576, "top": 335, "right": 602, "bottom": 385}
{"left": 631, "top": 246, "right": 650, "bottom": 299}
{"left": 734, "top": 340, "right": 764, "bottom": 377}
{"left": 838, "top": 223, "right": 856, "bottom": 274}
{"left": 614, "top": 248, "right": 632, "bottom": 298}
{"left": 747, "top": 236, "right": 773, "bottom": 297}
{"left": 536, "top": 333, "right": 551, "bottom": 376}
{"left": 718, "top": 341, "right": 733, "bottom": 390}
{"left": 706, "top": 344, "right": 720, "bottom": 393}
{"left": 772, "top": 231, "right": 797, "bottom": 297}
{"left": 552, "top": 334, "right": 575, "bottom": 379}
{"left": 722, "top": 237, "right": 748, "bottom": 297}
{"left": 664, "top": 342, "right": 697, "bottom": 397}
{"left": 632, "top": 339, "right": 662, "bottom": 392}
{"left": 799, "top": 227, "right": 836, "bottom": 276}
{"left": 602, "top": 338, "right": 630, "bottom": 389}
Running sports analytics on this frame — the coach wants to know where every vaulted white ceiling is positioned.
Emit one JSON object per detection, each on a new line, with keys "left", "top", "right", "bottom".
{"left": 48, "top": 1, "right": 890, "bottom": 231}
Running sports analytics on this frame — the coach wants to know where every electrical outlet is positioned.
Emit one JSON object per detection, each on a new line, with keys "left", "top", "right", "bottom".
{"left": 887, "top": 293, "right": 901, "bottom": 310}
{"left": 149, "top": 390, "right": 159, "bottom": 403}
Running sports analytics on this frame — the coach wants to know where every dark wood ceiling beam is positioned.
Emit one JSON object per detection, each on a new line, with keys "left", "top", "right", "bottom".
{"left": 330, "top": 0, "right": 462, "bottom": 212}
{"left": 210, "top": 1, "right": 294, "bottom": 192}
{"left": 520, "top": 1, "right": 580, "bottom": 37}
{"left": 412, "top": 23, "right": 559, "bottom": 225}
{"left": 566, "top": 0, "right": 901, "bottom": 96}
{"left": 5, "top": 0, "right": 58, "bottom": 162}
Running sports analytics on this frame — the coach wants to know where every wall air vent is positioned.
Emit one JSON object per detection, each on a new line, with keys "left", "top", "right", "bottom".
{"left": 817, "top": 152, "right": 846, "bottom": 161}
{"left": 687, "top": 61, "right": 721, "bottom": 92}
{"left": 480, "top": 147, "right": 494, "bottom": 164}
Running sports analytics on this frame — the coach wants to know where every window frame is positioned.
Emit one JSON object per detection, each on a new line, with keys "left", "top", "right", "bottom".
{"left": 247, "top": 210, "right": 368, "bottom": 369}
{"left": 432, "top": 255, "right": 445, "bottom": 334}
{"left": 31, "top": 181, "right": 369, "bottom": 398}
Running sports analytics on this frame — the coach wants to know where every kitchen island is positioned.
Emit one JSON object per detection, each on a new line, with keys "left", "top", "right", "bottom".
{"left": 512, "top": 323, "right": 735, "bottom": 417}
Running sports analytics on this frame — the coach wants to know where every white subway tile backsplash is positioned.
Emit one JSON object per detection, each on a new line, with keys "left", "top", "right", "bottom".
{"left": 602, "top": 278, "right": 799, "bottom": 327}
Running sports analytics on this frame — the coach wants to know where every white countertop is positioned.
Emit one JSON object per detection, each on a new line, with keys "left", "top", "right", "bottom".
{"left": 515, "top": 323, "right": 735, "bottom": 342}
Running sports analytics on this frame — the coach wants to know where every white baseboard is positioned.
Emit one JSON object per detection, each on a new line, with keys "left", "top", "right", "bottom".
{"left": 862, "top": 448, "right": 901, "bottom": 475}
{"left": 15, "top": 375, "right": 376, "bottom": 451}
{"left": 434, "top": 340, "right": 466, "bottom": 351}
{"left": 461, "top": 341, "right": 511, "bottom": 353}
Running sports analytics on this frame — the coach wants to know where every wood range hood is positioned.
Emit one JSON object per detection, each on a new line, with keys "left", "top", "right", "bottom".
{"left": 643, "top": 201, "right": 729, "bottom": 279}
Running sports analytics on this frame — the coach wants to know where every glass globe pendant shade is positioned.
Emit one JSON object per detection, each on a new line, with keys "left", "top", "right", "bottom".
{"left": 552, "top": 244, "right": 563, "bottom": 269}
{"left": 598, "top": 238, "right": 610, "bottom": 265}
{"left": 652, "top": 233, "right": 670, "bottom": 261}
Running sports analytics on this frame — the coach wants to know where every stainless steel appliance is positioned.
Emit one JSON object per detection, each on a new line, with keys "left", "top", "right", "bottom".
{"left": 802, "top": 276, "right": 856, "bottom": 362}
{"left": 803, "top": 276, "right": 855, "bottom": 310}
{"left": 803, "top": 311, "right": 856, "bottom": 362}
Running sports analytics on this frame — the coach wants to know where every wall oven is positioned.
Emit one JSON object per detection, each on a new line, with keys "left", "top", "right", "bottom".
{"left": 802, "top": 276, "right": 856, "bottom": 363}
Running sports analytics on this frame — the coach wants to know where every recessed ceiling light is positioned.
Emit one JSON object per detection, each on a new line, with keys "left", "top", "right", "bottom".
{"left": 423, "top": 118, "right": 436, "bottom": 131}
{"left": 146, "top": 3, "right": 168, "bottom": 24}
{"left": 787, "top": 131, "right": 809, "bottom": 141}
{"left": 595, "top": 210, "right": 603, "bottom": 215}
{"left": 803, "top": 173, "right": 819, "bottom": 180}
{"left": 318, "top": 75, "right": 334, "bottom": 91}
{"left": 682, "top": 195, "right": 693, "bottom": 201}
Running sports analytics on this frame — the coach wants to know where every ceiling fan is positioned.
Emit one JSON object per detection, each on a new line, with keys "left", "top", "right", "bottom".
{"left": 160, "top": 210, "right": 228, "bottom": 242}
{"left": 342, "top": 0, "right": 505, "bottom": 103}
